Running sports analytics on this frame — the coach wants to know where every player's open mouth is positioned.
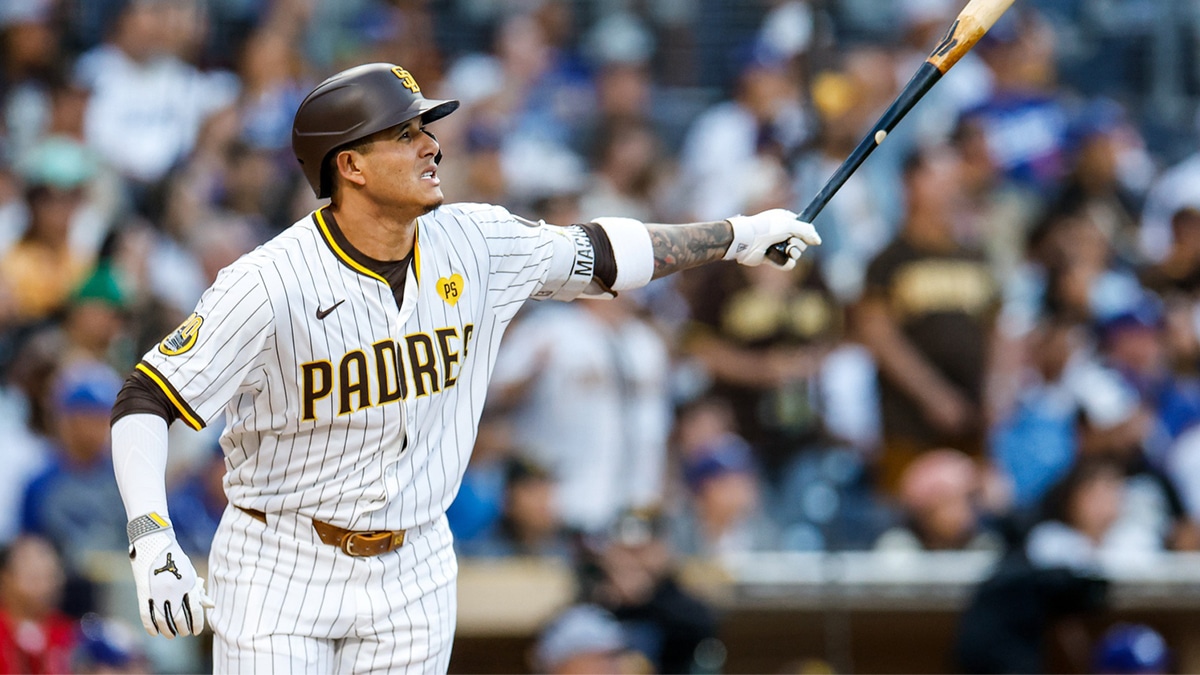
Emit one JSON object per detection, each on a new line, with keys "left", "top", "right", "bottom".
{"left": 420, "top": 168, "right": 439, "bottom": 185}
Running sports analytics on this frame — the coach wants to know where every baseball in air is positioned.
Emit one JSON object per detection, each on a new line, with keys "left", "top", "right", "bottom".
{"left": 875, "top": 130, "right": 888, "bottom": 144}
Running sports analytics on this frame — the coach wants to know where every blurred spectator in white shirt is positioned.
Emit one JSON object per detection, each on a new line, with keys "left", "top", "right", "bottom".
{"left": 894, "top": 0, "right": 995, "bottom": 150}
{"left": 1025, "top": 455, "right": 1169, "bottom": 572}
{"left": 579, "top": 119, "right": 664, "bottom": 224}
{"left": 73, "top": 0, "right": 238, "bottom": 204}
{"left": 1139, "top": 114, "right": 1200, "bottom": 263}
{"left": 491, "top": 297, "right": 671, "bottom": 534}
{"left": 677, "top": 40, "right": 809, "bottom": 222}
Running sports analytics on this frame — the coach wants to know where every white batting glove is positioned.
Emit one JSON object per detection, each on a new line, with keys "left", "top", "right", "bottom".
{"left": 724, "top": 208, "right": 822, "bottom": 271}
{"left": 127, "top": 513, "right": 211, "bottom": 638}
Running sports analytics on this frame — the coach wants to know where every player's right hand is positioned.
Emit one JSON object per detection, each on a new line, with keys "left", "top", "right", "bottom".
{"left": 724, "top": 208, "right": 821, "bottom": 271}
{"left": 128, "top": 515, "right": 210, "bottom": 638}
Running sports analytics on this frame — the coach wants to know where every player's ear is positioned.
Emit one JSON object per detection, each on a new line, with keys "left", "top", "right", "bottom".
{"left": 334, "top": 149, "right": 368, "bottom": 189}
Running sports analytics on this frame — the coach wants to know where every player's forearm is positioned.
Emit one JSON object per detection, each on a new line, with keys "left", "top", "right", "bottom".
{"left": 646, "top": 221, "right": 733, "bottom": 279}
{"left": 856, "top": 300, "right": 963, "bottom": 406}
{"left": 689, "top": 334, "right": 786, "bottom": 389}
{"left": 111, "top": 414, "right": 172, "bottom": 520}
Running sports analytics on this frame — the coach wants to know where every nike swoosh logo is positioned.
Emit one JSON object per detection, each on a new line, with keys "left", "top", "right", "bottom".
{"left": 315, "top": 300, "right": 345, "bottom": 320}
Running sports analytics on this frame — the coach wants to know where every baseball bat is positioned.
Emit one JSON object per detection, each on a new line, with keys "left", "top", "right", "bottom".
{"left": 768, "top": 0, "right": 1016, "bottom": 264}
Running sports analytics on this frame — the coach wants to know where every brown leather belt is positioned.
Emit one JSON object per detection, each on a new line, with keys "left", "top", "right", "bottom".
{"left": 236, "top": 506, "right": 406, "bottom": 557}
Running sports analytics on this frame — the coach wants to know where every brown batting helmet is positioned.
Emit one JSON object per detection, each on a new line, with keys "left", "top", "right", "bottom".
{"left": 292, "top": 63, "right": 460, "bottom": 198}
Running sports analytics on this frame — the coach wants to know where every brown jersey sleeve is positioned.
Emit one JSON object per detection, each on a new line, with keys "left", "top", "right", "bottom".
{"left": 110, "top": 367, "right": 180, "bottom": 426}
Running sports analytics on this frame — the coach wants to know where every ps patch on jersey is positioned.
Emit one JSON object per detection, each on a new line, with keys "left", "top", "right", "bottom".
{"left": 159, "top": 313, "right": 204, "bottom": 356}
{"left": 436, "top": 274, "right": 463, "bottom": 306}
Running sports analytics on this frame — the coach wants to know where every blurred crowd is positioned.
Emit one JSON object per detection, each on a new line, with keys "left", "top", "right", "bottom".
{"left": 0, "top": 0, "right": 1197, "bottom": 672}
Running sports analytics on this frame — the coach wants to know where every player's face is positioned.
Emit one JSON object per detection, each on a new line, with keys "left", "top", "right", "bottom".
{"left": 359, "top": 118, "right": 444, "bottom": 216}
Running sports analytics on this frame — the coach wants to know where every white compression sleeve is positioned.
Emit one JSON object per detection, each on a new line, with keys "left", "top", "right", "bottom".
{"left": 591, "top": 217, "right": 654, "bottom": 290}
{"left": 111, "top": 414, "right": 171, "bottom": 521}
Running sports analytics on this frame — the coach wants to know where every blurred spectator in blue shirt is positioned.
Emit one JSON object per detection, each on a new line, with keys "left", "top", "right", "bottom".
{"left": 166, "top": 443, "right": 226, "bottom": 558}
{"left": 1097, "top": 299, "right": 1200, "bottom": 458}
{"left": 20, "top": 361, "right": 126, "bottom": 572}
{"left": 991, "top": 314, "right": 1148, "bottom": 509}
{"left": 448, "top": 411, "right": 516, "bottom": 550}
{"left": 234, "top": 27, "right": 309, "bottom": 161}
{"left": 71, "top": 613, "right": 150, "bottom": 675}
{"left": 456, "top": 456, "right": 569, "bottom": 560}
{"left": 668, "top": 401, "right": 778, "bottom": 557}
{"left": 961, "top": 9, "right": 1072, "bottom": 198}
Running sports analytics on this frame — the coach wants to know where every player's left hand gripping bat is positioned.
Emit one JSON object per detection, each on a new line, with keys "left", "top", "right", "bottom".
{"left": 768, "top": 0, "right": 1017, "bottom": 264}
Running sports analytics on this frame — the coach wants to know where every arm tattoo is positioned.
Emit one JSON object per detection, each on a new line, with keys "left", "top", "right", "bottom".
{"left": 647, "top": 221, "right": 733, "bottom": 279}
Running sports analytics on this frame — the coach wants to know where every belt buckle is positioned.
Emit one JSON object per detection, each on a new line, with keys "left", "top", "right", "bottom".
{"left": 339, "top": 530, "right": 403, "bottom": 557}
{"left": 339, "top": 532, "right": 371, "bottom": 557}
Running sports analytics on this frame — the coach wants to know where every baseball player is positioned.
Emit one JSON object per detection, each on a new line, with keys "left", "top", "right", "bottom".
{"left": 109, "top": 62, "right": 820, "bottom": 672}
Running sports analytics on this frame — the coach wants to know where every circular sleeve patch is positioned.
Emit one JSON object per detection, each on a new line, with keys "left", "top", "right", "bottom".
{"left": 159, "top": 313, "right": 204, "bottom": 356}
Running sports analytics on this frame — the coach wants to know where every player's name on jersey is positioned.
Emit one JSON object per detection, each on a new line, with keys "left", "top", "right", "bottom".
{"left": 301, "top": 324, "right": 474, "bottom": 421}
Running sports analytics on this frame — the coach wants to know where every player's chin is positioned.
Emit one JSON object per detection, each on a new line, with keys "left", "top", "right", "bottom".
{"left": 421, "top": 195, "right": 444, "bottom": 215}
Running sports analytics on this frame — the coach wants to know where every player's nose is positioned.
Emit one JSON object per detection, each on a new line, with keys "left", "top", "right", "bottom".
{"left": 419, "top": 129, "right": 440, "bottom": 158}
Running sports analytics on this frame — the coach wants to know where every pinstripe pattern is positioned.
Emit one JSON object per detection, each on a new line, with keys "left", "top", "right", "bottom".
{"left": 142, "top": 203, "right": 588, "bottom": 671}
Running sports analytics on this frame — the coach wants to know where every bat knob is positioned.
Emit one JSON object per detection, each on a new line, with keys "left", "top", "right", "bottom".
{"left": 766, "top": 245, "right": 789, "bottom": 266}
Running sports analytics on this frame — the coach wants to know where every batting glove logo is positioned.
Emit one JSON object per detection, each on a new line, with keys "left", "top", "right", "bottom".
{"left": 154, "top": 553, "right": 182, "bottom": 580}
{"left": 128, "top": 520, "right": 212, "bottom": 638}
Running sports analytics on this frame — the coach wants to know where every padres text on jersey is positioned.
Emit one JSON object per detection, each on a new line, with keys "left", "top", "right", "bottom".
{"left": 137, "top": 203, "right": 595, "bottom": 532}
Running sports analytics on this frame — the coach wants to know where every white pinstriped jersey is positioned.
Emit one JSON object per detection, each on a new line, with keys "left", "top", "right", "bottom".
{"left": 139, "top": 203, "right": 596, "bottom": 531}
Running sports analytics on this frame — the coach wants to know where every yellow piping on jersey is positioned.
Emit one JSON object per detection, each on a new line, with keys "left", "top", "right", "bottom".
{"left": 135, "top": 363, "right": 204, "bottom": 430}
{"left": 314, "top": 208, "right": 389, "bottom": 285}
{"left": 413, "top": 227, "right": 421, "bottom": 282}
{"left": 314, "top": 207, "right": 421, "bottom": 285}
